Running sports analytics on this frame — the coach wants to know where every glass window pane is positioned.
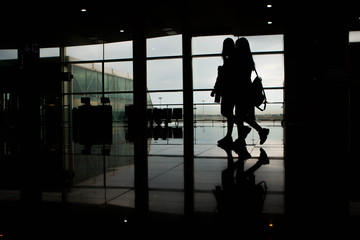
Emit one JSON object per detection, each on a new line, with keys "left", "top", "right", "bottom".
{"left": 193, "top": 57, "right": 223, "bottom": 89}
{"left": 148, "top": 92, "right": 183, "bottom": 107}
{"left": 65, "top": 44, "right": 103, "bottom": 61}
{"left": 253, "top": 54, "right": 284, "bottom": 87}
{"left": 105, "top": 93, "right": 134, "bottom": 124}
{"left": 147, "top": 35, "right": 182, "bottom": 57}
{"left": 194, "top": 91, "right": 217, "bottom": 106}
{"left": 244, "top": 35, "right": 284, "bottom": 52}
{"left": 105, "top": 41, "right": 132, "bottom": 59}
{"left": 264, "top": 89, "right": 283, "bottom": 103}
{"left": 0, "top": 49, "right": 18, "bottom": 60}
{"left": 192, "top": 35, "right": 234, "bottom": 55}
{"left": 70, "top": 63, "right": 103, "bottom": 93}
{"left": 147, "top": 59, "right": 182, "bottom": 90}
{"left": 349, "top": 31, "right": 360, "bottom": 43}
{"left": 72, "top": 95, "right": 102, "bottom": 109}
{"left": 104, "top": 62, "right": 133, "bottom": 92}
{"left": 255, "top": 103, "right": 283, "bottom": 116}
{"left": 40, "top": 47, "right": 60, "bottom": 58}
{"left": 194, "top": 102, "right": 221, "bottom": 120}
{"left": 192, "top": 34, "right": 283, "bottom": 55}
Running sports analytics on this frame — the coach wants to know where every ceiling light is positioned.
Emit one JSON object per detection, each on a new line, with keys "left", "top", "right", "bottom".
{"left": 120, "top": 29, "right": 125, "bottom": 33}
{"left": 267, "top": 4, "right": 272, "bottom": 8}
{"left": 267, "top": 21, "right": 273, "bottom": 24}
{"left": 81, "top": 8, "right": 87, "bottom": 12}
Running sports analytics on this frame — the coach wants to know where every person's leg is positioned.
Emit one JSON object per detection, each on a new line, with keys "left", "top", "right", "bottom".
{"left": 246, "top": 117, "right": 262, "bottom": 132}
{"left": 233, "top": 104, "right": 249, "bottom": 151}
{"left": 226, "top": 116, "right": 234, "bottom": 138}
{"left": 244, "top": 108, "right": 269, "bottom": 145}
{"left": 236, "top": 119, "right": 244, "bottom": 140}
{"left": 234, "top": 103, "right": 251, "bottom": 140}
{"left": 219, "top": 98, "right": 235, "bottom": 144}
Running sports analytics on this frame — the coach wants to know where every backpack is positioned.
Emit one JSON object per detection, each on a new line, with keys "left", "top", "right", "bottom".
{"left": 252, "top": 69, "right": 267, "bottom": 111}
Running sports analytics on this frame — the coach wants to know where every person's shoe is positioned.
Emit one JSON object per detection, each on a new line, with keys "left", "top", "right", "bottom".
{"left": 217, "top": 135, "right": 233, "bottom": 147}
{"left": 232, "top": 139, "right": 251, "bottom": 160}
{"left": 232, "top": 138, "right": 245, "bottom": 149}
{"left": 238, "top": 146, "right": 252, "bottom": 161}
{"left": 259, "top": 128, "right": 269, "bottom": 145}
{"left": 259, "top": 148, "right": 269, "bottom": 165}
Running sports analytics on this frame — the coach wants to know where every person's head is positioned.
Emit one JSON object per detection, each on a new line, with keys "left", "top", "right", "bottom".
{"left": 235, "top": 37, "right": 251, "bottom": 55}
{"left": 235, "top": 37, "right": 254, "bottom": 69}
{"left": 222, "top": 38, "right": 235, "bottom": 60}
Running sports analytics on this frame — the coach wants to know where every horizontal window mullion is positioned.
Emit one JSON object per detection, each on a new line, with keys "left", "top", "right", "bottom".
{"left": 147, "top": 89, "right": 183, "bottom": 93}
{"left": 146, "top": 55, "right": 183, "bottom": 61}
{"left": 62, "top": 58, "right": 133, "bottom": 65}
{"left": 62, "top": 91, "right": 134, "bottom": 95}
{"left": 192, "top": 51, "right": 284, "bottom": 58}
{"left": 193, "top": 87, "right": 284, "bottom": 91}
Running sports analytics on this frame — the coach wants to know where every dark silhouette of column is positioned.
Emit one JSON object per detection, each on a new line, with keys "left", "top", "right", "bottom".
{"left": 18, "top": 43, "right": 42, "bottom": 204}
{"left": 182, "top": 31, "right": 194, "bottom": 217}
{"left": 133, "top": 20, "right": 148, "bottom": 215}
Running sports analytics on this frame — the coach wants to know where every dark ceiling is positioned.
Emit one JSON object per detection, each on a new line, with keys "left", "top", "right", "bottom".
{"left": 1, "top": 0, "right": 360, "bottom": 48}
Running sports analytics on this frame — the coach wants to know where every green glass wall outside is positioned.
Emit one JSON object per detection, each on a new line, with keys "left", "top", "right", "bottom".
{"left": 70, "top": 64, "right": 152, "bottom": 122}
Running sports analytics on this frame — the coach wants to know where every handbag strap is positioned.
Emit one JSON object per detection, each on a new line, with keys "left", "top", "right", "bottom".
{"left": 254, "top": 67, "right": 259, "bottom": 77}
{"left": 256, "top": 90, "right": 267, "bottom": 111}
{"left": 253, "top": 67, "right": 267, "bottom": 111}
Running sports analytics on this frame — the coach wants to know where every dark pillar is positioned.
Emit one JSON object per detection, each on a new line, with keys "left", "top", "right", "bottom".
{"left": 284, "top": 27, "right": 349, "bottom": 234}
{"left": 348, "top": 42, "right": 360, "bottom": 201}
{"left": 182, "top": 32, "right": 194, "bottom": 217}
{"left": 133, "top": 21, "right": 148, "bottom": 215}
{"left": 18, "top": 43, "right": 42, "bottom": 204}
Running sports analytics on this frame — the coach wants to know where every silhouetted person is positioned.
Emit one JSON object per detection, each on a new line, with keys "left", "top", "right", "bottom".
{"left": 211, "top": 38, "right": 237, "bottom": 146}
{"left": 212, "top": 37, "right": 269, "bottom": 152}
{"left": 233, "top": 37, "right": 269, "bottom": 146}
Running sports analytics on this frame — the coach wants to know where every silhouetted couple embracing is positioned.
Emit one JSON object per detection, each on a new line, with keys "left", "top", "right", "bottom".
{"left": 211, "top": 37, "right": 269, "bottom": 156}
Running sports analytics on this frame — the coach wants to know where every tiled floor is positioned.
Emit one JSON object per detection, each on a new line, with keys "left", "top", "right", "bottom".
{"left": 51, "top": 124, "right": 286, "bottom": 217}
{"left": 1, "top": 124, "right": 284, "bottom": 218}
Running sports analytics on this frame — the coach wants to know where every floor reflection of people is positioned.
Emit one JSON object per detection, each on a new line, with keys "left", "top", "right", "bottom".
{"left": 213, "top": 146, "right": 269, "bottom": 219}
